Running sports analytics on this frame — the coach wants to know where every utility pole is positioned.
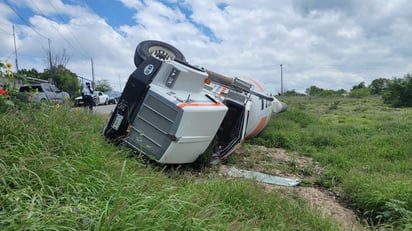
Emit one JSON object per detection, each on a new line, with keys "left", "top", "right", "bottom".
{"left": 48, "top": 38, "right": 52, "bottom": 70}
{"left": 91, "top": 58, "right": 95, "bottom": 88}
{"left": 280, "top": 64, "right": 283, "bottom": 95}
{"left": 12, "top": 25, "right": 19, "bottom": 72}
{"left": 48, "top": 38, "right": 53, "bottom": 83}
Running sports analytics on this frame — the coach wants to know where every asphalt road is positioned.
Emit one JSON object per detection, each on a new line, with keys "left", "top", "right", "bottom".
{"left": 93, "top": 104, "right": 116, "bottom": 115}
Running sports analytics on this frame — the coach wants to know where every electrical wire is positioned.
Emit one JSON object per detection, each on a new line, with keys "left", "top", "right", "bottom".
{"left": 47, "top": 0, "right": 90, "bottom": 59}
{"left": 29, "top": 0, "right": 90, "bottom": 59}
{"left": 4, "top": 0, "right": 48, "bottom": 39}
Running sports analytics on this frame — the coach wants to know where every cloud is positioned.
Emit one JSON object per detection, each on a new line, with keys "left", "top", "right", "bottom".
{"left": 1, "top": 0, "right": 412, "bottom": 93}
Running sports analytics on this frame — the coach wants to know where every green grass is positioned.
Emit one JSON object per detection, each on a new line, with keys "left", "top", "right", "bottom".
{"left": 0, "top": 104, "right": 341, "bottom": 230}
{"left": 251, "top": 96, "right": 412, "bottom": 230}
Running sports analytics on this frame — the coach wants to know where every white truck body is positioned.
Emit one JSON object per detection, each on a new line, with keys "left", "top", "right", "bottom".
{"left": 103, "top": 40, "right": 287, "bottom": 164}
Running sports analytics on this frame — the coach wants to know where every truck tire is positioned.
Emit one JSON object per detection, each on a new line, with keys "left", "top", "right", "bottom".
{"left": 134, "top": 40, "right": 186, "bottom": 67}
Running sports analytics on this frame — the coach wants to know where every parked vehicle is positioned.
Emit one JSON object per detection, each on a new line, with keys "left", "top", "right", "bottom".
{"left": 104, "top": 90, "right": 121, "bottom": 104}
{"left": 17, "top": 83, "right": 70, "bottom": 104}
{"left": 74, "top": 90, "right": 109, "bottom": 106}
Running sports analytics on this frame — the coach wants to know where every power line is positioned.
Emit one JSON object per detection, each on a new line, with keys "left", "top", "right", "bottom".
{"left": 47, "top": 0, "right": 90, "bottom": 59}
{"left": 29, "top": 0, "right": 90, "bottom": 59}
{"left": 4, "top": 0, "right": 48, "bottom": 39}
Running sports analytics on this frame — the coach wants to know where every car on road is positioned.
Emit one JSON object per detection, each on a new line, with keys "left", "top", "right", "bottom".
{"left": 17, "top": 83, "right": 70, "bottom": 104}
{"left": 104, "top": 90, "right": 121, "bottom": 104}
{"left": 74, "top": 90, "right": 109, "bottom": 106}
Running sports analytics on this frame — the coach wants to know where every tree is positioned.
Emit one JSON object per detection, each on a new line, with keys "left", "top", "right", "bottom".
{"left": 44, "top": 47, "right": 71, "bottom": 70}
{"left": 41, "top": 47, "right": 79, "bottom": 97}
{"left": 283, "top": 89, "right": 305, "bottom": 96}
{"left": 348, "top": 81, "right": 371, "bottom": 98}
{"left": 348, "top": 88, "right": 370, "bottom": 98}
{"left": 42, "top": 65, "right": 80, "bottom": 97}
{"left": 369, "top": 78, "right": 389, "bottom": 95}
{"left": 17, "top": 68, "right": 41, "bottom": 80}
{"left": 382, "top": 73, "right": 412, "bottom": 107}
{"left": 305, "top": 85, "right": 345, "bottom": 97}
{"left": 95, "top": 80, "right": 112, "bottom": 92}
{"left": 351, "top": 81, "right": 366, "bottom": 90}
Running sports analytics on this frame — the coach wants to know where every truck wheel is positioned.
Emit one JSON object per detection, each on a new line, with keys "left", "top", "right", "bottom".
{"left": 134, "top": 40, "right": 186, "bottom": 67}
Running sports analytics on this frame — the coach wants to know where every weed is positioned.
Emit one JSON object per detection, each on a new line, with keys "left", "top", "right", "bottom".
{"left": 328, "top": 101, "right": 340, "bottom": 111}
{"left": 250, "top": 96, "right": 412, "bottom": 229}
{"left": 0, "top": 106, "right": 341, "bottom": 230}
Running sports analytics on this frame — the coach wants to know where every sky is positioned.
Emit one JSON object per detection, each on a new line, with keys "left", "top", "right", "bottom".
{"left": 1, "top": 0, "right": 412, "bottom": 94}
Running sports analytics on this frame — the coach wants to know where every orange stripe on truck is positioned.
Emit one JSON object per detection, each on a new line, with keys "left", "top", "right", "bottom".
{"left": 245, "top": 116, "right": 267, "bottom": 139}
{"left": 250, "top": 79, "right": 265, "bottom": 92}
{"left": 178, "top": 102, "right": 225, "bottom": 108}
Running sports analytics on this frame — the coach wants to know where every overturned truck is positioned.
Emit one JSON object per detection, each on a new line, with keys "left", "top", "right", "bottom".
{"left": 103, "top": 40, "right": 287, "bottom": 164}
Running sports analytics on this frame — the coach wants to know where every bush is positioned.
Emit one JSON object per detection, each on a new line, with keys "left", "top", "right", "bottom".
{"left": 348, "top": 88, "right": 371, "bottom": 98}
{"left": 382, "top": 74, "right": 412, "bottom": 107}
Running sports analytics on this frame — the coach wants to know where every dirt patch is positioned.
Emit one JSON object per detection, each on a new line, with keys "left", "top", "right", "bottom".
{"left": 220, "top": 145, "right": 364, "bottom": 231}
{"left": 295, "top": 187, "right": 364, "bottom": 230}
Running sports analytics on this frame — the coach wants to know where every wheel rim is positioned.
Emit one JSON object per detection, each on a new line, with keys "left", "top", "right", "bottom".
{"left": 148, "top": 46, "right": 176, "bottom": 61}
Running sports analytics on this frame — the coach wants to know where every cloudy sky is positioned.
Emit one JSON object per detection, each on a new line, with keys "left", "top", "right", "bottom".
{"left": 1, "top": 0, "right": 411, "bottom": 93}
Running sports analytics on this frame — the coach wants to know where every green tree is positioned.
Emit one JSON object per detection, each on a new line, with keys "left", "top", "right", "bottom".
{"left": 351, "top": 81, "right": 366, "bottom": 90}
{"left": 349, "top": 81, "right": 370, "bottom": 98}
{"left": 283, "top": 89, "right": 306, "bottom": 96}
{"left": 348, "top": 88, "right": 370, "bottom": 98}
{"left": 95, "top": 79, "right": 112, "bottom": 92}
{"left": 305, "top": 85, "right": 345, "bottom": 97}
{"left": 305, "top": 86, "right": 323, "bottom": 96}
{"left": 382, "top": 73, "right": 412, "bottom": 107}
{"left": 42, "top": 65, "right": 80, "bottom": 98}
{"left": 17, "top": 68, "right": 42, "bottom": 80}
{"left": 369, "top": 78, "right": 389, "bottom": 95}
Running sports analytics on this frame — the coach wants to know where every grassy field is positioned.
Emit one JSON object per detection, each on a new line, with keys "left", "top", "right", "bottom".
{"left": 0, "top": 96, "right": 411, "bottom": 230}
{"left": 250, "top": 96, "right": 412, "bottom": 229}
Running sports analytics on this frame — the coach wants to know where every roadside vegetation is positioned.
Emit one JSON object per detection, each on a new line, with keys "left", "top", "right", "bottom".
{"left": 1, "top": 104, "right": 342, "bottom": 230}
{"left": 1, "top": 96, "right": 411, "bottom": 230}
{"left": 250, "top": 95, "right": 412, "bottom": 230}
{"left": 2, "top": 61, "right": 412, "bottom": 229}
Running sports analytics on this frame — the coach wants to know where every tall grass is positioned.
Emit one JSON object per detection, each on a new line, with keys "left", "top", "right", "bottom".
{"left": 252, "top": 96, "right": 412, "bottom": 229}
{"left": 0, "top": 105, "right": 341, "bottom": 230}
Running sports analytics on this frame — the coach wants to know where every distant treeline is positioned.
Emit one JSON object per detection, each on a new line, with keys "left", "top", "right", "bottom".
{"left": 16, "top": 67, "right": 112, "bottom": 97}
{"left": 282, "top": 72, "right": 412, "bottom": 107}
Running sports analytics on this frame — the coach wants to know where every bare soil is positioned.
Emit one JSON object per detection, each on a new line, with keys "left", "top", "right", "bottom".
{"left": 220, "top": 145, "right": 366, "bottom": 231}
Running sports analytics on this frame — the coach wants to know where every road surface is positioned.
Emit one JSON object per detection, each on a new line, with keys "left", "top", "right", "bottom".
{"left": 93, "top": 104, "right": 116, "bottom": 115}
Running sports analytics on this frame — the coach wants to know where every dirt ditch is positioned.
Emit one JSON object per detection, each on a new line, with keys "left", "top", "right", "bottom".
{"left": 220, "top": 145, "right": 365, "bottom": 231}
